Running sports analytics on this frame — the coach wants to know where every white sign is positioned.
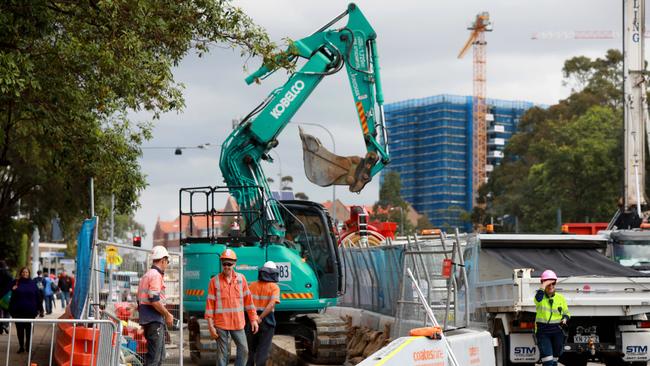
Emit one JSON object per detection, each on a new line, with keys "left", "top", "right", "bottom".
{"left": 41, "top": 252, "right": 65, "bottom": 258}
{"left": 275, "top": 262, "right": 291, "bottom": 281}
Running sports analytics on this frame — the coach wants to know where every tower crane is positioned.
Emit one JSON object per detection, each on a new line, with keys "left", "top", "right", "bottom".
{"left": 458, "top": 12, "right": 492, "bottom": 208}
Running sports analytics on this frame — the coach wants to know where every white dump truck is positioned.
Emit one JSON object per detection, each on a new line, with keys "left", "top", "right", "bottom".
{"left": 463, "top": 233, "right": 650, "bottom": 366}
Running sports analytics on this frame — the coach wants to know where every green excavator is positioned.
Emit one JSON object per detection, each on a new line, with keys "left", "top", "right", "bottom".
{"left": 182, "top": 3, "right": 389, "bottom": 364}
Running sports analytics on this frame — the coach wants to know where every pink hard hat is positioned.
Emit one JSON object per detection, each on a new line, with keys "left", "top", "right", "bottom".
{"left": 540, "top": 269, "right": 558, "bottom": 282}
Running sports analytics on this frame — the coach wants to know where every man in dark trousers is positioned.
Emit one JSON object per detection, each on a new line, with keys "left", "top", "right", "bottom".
{"left": 33, "top": 270, "right": 45, "bottom": 317}
{"left": 58, "top": 270, "right": 73, "bottom": 308}
{"left": 245, "top": 261, "right": 280, "bottom": 366}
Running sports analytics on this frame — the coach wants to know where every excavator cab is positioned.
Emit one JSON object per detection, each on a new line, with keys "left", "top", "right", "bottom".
{"left": 278, "top": 200, "right": 344, "bottom": 298}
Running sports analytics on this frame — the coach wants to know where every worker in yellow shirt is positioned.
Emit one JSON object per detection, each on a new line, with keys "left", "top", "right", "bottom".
{"left": 534, "top": 269, "right": 570, "bottom": 366}
{"left": 245, "top": 261, "right": 281, "bottom": 366}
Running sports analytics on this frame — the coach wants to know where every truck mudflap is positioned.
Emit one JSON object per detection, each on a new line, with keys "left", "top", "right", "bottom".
{"left": 623, "top": 331, "right": 650, "bottom": 362}
{"left": 509, "top": 333, "right": 538, "bottom": 363}
{"left": 356, "top": 329, "right": 494, "bottom": 366}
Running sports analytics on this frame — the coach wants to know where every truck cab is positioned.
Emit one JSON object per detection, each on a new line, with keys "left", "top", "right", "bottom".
{"left": 608, "top": 230, "right": 650, "bottom": 274}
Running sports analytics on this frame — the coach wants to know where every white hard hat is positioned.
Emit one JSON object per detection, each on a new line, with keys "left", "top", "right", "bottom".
{"left": 151, "top": 245, "right": 170, "bottom": 260}
{"left": 263, "top": 261, "right": 277, "bottom": 270}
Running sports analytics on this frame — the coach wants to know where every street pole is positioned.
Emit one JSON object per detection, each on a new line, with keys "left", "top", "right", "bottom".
{"left": 295, "top": 122, "right": 336, "bottom": 220}
{"left": 90, "top": 177, "right": 95, "bottom": 217}
{"left": 270, "top": 150, "right": 283, "bottom": 191}
{"left": 31, "top": 226, "right": 40, "bottom": 277}
{"left": 110, "top": 193, "right": 115, "bottom": 242}
{"left": 400, "top": 207, "right": 404, "bottom": 236}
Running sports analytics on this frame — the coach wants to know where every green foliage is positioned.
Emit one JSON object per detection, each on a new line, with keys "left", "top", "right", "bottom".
{"left": 372, "top": 172, "right": 414, "bottom": 234}
{"left": 0, "top": 0, "right": 283, "bottom": 252}
{"left": 416, "top": 213, "right": 434, "bottom": 231}
{"left": 376, "top": 172, "right": 407, "bottom": 208}
{"left": 0, "top": 218, "right": 30, "bottom": 267}
{"left": 17, "top": 233, "right": 28, "bottom": 269}
{"left": 482, "top": 50, "right": 624, "bottom": 232}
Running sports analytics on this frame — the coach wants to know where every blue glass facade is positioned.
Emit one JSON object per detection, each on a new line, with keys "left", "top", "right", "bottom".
{"left": 384, "top": 94, "right": 535, "bottom": 231}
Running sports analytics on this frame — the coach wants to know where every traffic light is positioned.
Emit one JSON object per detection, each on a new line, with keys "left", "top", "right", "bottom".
{"left": 133, "top": 236, "right": 141, "bottom": 247}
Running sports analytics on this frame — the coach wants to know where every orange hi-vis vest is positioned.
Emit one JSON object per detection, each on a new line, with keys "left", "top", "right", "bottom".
{"left": 205, "top": 271, "right": 257, "bottom": 330}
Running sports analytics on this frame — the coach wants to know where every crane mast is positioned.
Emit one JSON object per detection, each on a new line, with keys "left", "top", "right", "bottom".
{"left": 616, "top": 0, "right": 649, "bottom": 228}
{"left": 458, "top": 12, "right": 492, "bottom": 209}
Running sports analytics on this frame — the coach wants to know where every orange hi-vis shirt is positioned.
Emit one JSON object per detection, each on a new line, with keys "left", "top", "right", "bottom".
{"left": 205, "top": 271, "right": 257, "bottom": 330}
{"left": 249, "top": 281, "right": 280, "bottom": 310}
{"left": 137, "top": 266, "right": 166, "bottom": 325}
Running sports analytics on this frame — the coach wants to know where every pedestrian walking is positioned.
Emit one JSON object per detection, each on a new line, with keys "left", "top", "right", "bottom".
{"left": 137, "top": 245, "right": 174, "bottom": 366}
{"left": 0, "top": 260, "right": 13, "bottom": 334}
{"left": 205, "top": 249, "right": 258, "bottom": 366}
{"left": 33, "top": 270, "right": 45, "bottom": 318}
{"left": 9, "top": 267, "right": 40, "bottom": 353}
{"left": 535, "top": 269, "right": 570, "bottom": 366}
{"left": 43, "top": 273, "right": 55, "bottom": 315}
{"left": 245, "top": 261, "right": 280, "bottom": 366}
{"left": 58, "top": 270, "right": 73, "bottom": 308}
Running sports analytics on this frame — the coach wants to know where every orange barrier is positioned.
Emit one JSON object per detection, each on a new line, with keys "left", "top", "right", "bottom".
{"left": 54, "top": 308, "right": 100, "bottom": 366}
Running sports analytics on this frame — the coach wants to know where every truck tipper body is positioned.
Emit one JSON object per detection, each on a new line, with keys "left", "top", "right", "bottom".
{"left": 463, "top": 233, "right": 650, "bottom": 366}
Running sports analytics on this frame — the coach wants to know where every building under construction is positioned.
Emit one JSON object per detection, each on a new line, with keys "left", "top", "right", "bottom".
{"left": 383, "top": 94, "right": 535, "bottom": 230}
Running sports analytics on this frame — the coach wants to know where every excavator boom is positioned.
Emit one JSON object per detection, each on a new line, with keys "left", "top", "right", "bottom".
{"left": 220, "top": 3, "right": 389, "bottom": 240}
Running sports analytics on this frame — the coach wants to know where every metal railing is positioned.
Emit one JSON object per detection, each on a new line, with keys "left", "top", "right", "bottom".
{"left": 0, "top": 316, "right": 119, "bottom": 366}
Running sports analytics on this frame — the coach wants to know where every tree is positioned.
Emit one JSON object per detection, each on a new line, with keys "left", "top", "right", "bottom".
{"left": 376, "top": 171, "right": 408, "bottom": 208}
{"left": 372, "top": 171, "right": 414, "bottom": 234}
{"left": 0, "top": 1, "right": 285, "bottom": 256}
{"left": 482, "top": 50, "right": 624, "bottom": 232}
{"left": 281, "top": 175, "right": 294, "bottom": 191}
{"left": 416, "top": 213, "right": 434, "bottom": 231}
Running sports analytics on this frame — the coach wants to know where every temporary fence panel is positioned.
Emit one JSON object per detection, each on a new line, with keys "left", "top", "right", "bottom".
{"left": 339, "top": 245, "right": 404, "bottom": 316}
{"left": 393, "top": 231, "right": 468, "bottom": 337}
{"left": 92, "top": 241, "right": 183, "bottom": 366}
{"left": 0, "top": 316, "right": 120, "bottom": 366}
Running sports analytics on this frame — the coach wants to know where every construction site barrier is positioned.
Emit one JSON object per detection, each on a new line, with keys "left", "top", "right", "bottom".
{"left": 340, "top": 245, "right": 404, "bottom": 316}
{"left": 91, "top": 241, "right": 184, "bottom": 366}
{"left": 0, "top": 316, "right": 120, "bottom": 366}
{"left": 340, "top": 231, "right": 469, "bottom": 337}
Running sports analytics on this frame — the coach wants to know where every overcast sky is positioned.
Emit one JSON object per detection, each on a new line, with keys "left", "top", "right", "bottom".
{"left": 133, "top": 0, "right": 628, "bottom": 246}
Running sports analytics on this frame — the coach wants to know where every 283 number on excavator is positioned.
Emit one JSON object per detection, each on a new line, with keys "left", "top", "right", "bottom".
{"left": 276, "top": 262, "right": 291, "bottom": 281}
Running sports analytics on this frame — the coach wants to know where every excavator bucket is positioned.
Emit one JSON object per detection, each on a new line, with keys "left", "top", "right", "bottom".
{"left": 299, "top": 127, "right": 377, "bottom": 193}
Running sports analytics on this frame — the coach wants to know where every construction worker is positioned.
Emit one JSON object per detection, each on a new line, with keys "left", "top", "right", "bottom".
{"left": 205, "top": 249, "right": 259, "bottom": 366}
{"left": 534, "top": 269, "right": 570, "bottom": 366}
{"left": 137, "top": 245, "right": 174, "bottom": 366}
{"left": 245, "top": 261, "right": 281, "bottom": 366}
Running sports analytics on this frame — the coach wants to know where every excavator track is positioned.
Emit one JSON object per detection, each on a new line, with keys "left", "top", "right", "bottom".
{"left": 294, "top": 313, "right": 348, "bottom": 364}
{"left": 188, "top": 317, "right": 219, "bottom": 366}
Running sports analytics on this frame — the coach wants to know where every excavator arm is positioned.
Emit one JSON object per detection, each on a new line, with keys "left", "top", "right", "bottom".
{"left": 219, "top": 3, "right": 389, "bottom": 240}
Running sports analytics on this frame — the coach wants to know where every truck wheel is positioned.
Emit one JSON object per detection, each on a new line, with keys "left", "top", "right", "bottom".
{"left": 494, "top": 328, "right": 511, "bottom": 366}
